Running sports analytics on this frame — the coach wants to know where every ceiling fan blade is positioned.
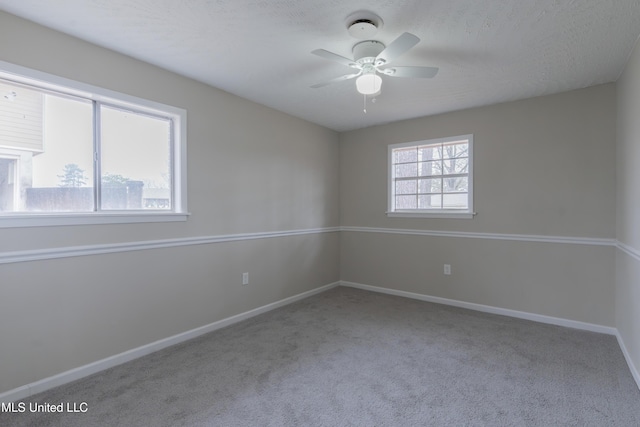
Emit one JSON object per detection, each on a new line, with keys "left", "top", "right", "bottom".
{"left": 312, "top": 49, "right": 359, "bottom": 69}
{"left": 311, "top": 72, "right": 361, "bottom": 88}
{"left": 380, "top": 66, "right": 439, "bottom": 78}
{"left": 375, "top": 32, "right": 420, "bottom": 66}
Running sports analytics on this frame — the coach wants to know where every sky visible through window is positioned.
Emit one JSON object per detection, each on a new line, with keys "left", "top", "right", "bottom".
{"left": 32, "top": 95, "right": 93, "bottom": 187}
{"left": 32, "top": 95, "right": 170, "bottom": 189}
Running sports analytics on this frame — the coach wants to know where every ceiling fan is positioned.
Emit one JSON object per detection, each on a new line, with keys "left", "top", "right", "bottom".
{"left": 311, "top": 31, "right": 439, "bottom": 96}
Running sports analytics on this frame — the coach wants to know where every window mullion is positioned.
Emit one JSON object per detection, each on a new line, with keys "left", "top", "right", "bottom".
{"left": 440, "top": 155, "right": 444, "bottom": 208}
{"left": 169, "top": 119, "right": 175, "bottom": 211}
{"left": 414, "top": 159, "right": 419, "bottom": 209}
{"left": 93, "top": 101, "right": 102, "bottom": 212}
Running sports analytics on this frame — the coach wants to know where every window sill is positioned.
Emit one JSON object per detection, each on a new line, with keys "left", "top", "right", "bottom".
{"left": 387, "top": 211, "right": 475, "bottom": 219}
{"left": 0, "top": 212, "right": 190, "bottom": 228}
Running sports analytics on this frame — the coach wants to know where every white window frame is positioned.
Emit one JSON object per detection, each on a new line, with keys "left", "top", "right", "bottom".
{"left": 387, "top": 134, "right": 474, "bottom": 219}
{"left": 0, "top": 60, "right": 188, "bottom": 228}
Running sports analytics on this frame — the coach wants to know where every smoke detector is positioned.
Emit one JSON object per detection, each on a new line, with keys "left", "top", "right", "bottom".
{"left": 345, "top": 11, "right": 383, "bottom": 39}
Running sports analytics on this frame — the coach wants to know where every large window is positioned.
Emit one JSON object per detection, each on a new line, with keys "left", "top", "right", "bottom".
{"left": 0, "top": 61, "right": 187, "bottom": 227}
{"left": 388, "top": 135, "right": 473, "bottom": 218}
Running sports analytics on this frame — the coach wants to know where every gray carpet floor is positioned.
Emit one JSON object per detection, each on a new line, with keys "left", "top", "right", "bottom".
{"left": 2, "top": 286, "right": 639, "bottom": 426}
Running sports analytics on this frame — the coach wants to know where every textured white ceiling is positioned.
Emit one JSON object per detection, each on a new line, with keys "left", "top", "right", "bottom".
{"left": 1, "top": 0, "right": 639, "bottom": 131}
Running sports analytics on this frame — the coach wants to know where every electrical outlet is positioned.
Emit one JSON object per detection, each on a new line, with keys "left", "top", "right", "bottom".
{"left": 242, "top": 272, "right": 249, "bottom": 285}
{"left": 444, "top": 264, "right": 451, "bottom": 275}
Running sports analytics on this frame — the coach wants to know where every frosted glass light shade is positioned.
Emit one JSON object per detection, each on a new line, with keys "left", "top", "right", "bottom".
{"left": 356, "top": 73, "right": 382, "bottom": 95}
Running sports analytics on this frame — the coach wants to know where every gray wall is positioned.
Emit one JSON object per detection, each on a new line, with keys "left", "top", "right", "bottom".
{"left": 616, "top": 38, "right": 640, "bottom": 382}
{"left": 0, "top": 11, "right": 340, "bottom": 394}
{"left": 340, "top": 85, "right": 616, "bottom": 326}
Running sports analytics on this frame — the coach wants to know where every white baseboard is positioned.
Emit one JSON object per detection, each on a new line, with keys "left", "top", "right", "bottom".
{"left": 4, "top": 280, "right": 638, "bottom": 402}
{"left": 340, "top": 281, "right": 640, "bottom": 391}
{"left": 339, "top": 281, "right": 617, "bottom": 335}
{"left": 616, "top": 331, "right": 640, "bottom": 391}
{"left": 0, "top": 281, "right": 340, "bottom": 403}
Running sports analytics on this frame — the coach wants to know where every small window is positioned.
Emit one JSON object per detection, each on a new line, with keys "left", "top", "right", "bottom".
{"left": 388, "top": 135, "right": 473, "bottom": 218}
{"left": 0, "top": 61, "right": 187, "bottom": 227}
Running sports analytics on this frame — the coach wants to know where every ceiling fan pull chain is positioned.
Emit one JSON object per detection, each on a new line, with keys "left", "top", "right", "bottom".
{"left": 363, "top": 93, "right": 367, "bottom": 113}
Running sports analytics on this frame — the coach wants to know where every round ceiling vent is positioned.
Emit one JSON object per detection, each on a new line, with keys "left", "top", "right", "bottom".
{"left": 345, "top": 11, "right": 383, "bottom": 39}
{"left": 348, "top": 19, "right": 378, "bottom": 39}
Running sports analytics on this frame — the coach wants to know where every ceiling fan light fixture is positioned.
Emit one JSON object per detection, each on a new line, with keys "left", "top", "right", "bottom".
{"left": 356, "top": 71, "right": 382, "bottom": 95}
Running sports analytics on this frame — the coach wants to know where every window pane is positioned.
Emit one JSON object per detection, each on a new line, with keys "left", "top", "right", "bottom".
{"left": 395, "top": 163, "right": 417, "bottom": 178}
{"left": 442, "top": 142, "right": 468, "bottom": 158}
{"left": 100, "top": 106, "right": 171, "bottom": 210}
{"left": 418, "top": 145, "right": 442, "bottom": 161}
{"left": 444, "top": 177, "right": 468, "bottom": 193}
{"left": 395, "top": 195, "right": 417, "bottom": 209}
{"left": 418, "top": 178, "right": 442, "bottom": 194}
{"left": 442, "top": 157, "right": 468, "bottom": 174}
{"left": 418, "top": 195, "right": 442, "bottom": 209}
{"left": 418, "top": 161, "right": 442, "bottom": 176}
{"left": 0, "top": 83, "right": 94, "bottom": 213}
{"left": 443, "top": 193, "right": 468, "bottom": 209}
{"left": 394, "top": 147, "right": 417, "bottom": 164}
{"left": 395, "top": 179, "right": 417, "bottom": 195}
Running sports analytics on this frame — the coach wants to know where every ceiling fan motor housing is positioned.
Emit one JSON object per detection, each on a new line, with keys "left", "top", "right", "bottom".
{"left": 353, "top": 40, "right": 385, "bottom": 64}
